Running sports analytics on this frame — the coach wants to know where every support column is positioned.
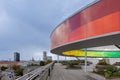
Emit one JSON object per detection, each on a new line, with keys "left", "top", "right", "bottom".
{"left": 84, "top": 48, "right": 87, "bottom": 73}
{"left": 57, "top": 55, "right": 59, "bottom": 63}
{"left": 65, "top": 56, "right": 66, "bottom": 61}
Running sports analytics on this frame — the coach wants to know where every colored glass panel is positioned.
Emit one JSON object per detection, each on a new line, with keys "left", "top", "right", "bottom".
{"left": 63, "top": 50, "right": 120, "bottom": 58}
{"left": 51, "top": 0, "right": 120, "bottom": 49}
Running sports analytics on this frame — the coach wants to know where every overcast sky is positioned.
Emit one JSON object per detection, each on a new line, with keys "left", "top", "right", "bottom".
{"left": 0, "top": 0, "right": 101, "bottom": 60}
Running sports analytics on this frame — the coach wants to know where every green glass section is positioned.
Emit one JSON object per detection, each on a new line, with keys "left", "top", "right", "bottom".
{"left": 63, "top": 50, "right": 120, "bottom": 57}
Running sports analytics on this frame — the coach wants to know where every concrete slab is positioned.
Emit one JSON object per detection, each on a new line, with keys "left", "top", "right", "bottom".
{"left": 50, "top": 63, "right": 96, "bottom": 80}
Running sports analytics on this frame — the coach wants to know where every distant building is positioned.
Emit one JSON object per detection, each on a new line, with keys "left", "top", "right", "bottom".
{"left": 32, "top": 57, "right": 35, "bottom": 61}
{"left": 47, "top": 56, "right": 52, "bottom": 61}
{"left": 14, "top": 52, "right": 20, "bottom": 62}
{"left": 0, "top": 61, "right": 19, "bottom": 67}
{"left": 0, "top": 61, "right": 37, "bottom": 67}
{"left": 43, "top": 51, "right": 47, "bottom": 61}
{"left": 109, "top": 58, "right": 120, "bottom": 64}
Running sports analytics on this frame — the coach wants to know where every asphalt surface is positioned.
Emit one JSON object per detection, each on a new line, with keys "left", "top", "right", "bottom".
{"left": 50, "top": 63, "right": 96, "bottom": 80}
{"left": 1, "top": 71, "right": 15, "bottom": 80}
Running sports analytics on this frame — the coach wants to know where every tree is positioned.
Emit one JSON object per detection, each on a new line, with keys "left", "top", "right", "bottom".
{"left": 45, "top": 60, "right": 52, "bottom": 65}
{"left": 12, "top": 65, "right": 20, "bottom": 71}
{"left": 1, "top": 66, "right": 7, "bottom": 71}
{"left": 39, "top": 61, "right": 45, "bottom": 66}
{"left": 97, "top": 59, "right": 109, "bottom": 65}
{"left": 15, "top": 68, "right": 24, "bottom": 76}
{"left": 12, "top": 65, "right": 24, "bottom": 76}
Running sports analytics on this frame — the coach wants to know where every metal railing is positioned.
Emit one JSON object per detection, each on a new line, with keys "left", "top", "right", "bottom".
{"left": 16, "top": 62, "right": 54, "bottom": 80}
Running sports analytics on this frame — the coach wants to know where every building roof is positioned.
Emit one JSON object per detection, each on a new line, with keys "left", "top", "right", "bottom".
{"left": 0, "top": 61, "right": 19, "bottom": 65}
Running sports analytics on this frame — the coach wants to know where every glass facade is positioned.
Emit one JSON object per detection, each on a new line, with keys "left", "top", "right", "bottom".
{"left": 51, "top": 0, "right": 120, "bottom": 49}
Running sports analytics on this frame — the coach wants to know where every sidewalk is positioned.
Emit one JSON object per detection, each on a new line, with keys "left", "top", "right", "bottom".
{"left": 50, "top": 63, "right": 95, "bottom": 80}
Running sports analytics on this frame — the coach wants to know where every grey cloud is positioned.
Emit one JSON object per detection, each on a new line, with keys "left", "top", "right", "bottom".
{"left": 0, "top": 0, "right": 96, "bottom": 60}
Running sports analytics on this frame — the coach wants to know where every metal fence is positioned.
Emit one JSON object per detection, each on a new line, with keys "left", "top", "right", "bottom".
{"left": 16, "top": 62, "right": 54, "bottom": 80}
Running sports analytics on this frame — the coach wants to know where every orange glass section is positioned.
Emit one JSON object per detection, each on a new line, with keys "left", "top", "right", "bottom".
{"left": 69, "top": 12, "right": 120, "bottom": 41}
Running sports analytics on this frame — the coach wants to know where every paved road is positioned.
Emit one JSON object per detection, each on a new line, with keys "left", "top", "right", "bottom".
{"left": 1, "top": 76, "right": 10, "bottom": 80}
{"left": 50, "top": 63, "right": 96, "bottom": 80}
{"left": 1, "top": 71, "right": 15, "bottom": 80}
